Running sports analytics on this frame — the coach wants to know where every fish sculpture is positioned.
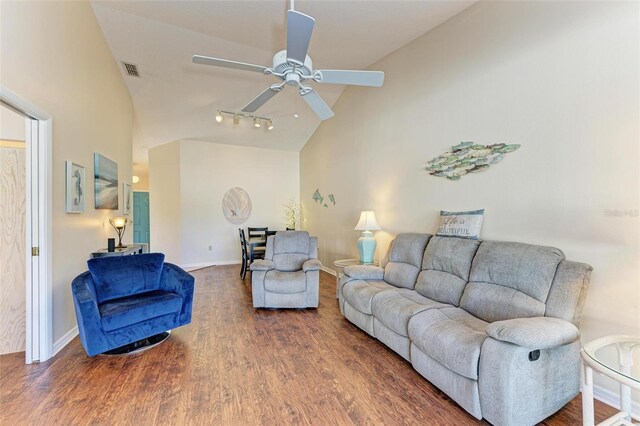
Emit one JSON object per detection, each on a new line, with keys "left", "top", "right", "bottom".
{"left": 312, "top": 189, "right": 323, "bottom": 204}
{"left": 426, "top": 142, "right": 520, "bottom": 181}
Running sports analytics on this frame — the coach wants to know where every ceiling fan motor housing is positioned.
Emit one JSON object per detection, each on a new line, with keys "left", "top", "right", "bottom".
{"left": 273, "top": 50, "right": 313, "bottom": 80}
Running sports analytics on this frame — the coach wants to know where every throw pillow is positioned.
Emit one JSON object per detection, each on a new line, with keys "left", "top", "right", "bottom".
{"left": 436, "top": 209, "right": 484, "bottom": 240}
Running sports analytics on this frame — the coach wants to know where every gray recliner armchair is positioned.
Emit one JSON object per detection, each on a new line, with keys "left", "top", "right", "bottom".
{"left": 250, "top": 231, "right": 321, "bottom": 308}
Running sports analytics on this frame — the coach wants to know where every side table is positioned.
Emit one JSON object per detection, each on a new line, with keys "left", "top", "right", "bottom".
{"left": 581, "top": 335, "right": 640, "bottom": 426}
{"left": 333, "top": 259, "right": 379, "bottom": 298}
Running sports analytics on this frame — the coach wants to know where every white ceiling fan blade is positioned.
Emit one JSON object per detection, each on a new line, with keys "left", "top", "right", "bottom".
{"left": 286, "top": 10, "right": 315, "bottom": 66}
{"left": 301, "top": 89, "right": 334, "bottom": 120}
{"left": 241, "top": 87, "right": 281, "bottom": 113}
{"left": 315, "top": 70, "right": 385, "bottom": 87}
{"left": 192, "top": 55, "right": 267, "bottom": 74}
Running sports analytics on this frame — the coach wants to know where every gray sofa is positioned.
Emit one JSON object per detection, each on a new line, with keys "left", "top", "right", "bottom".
{"left": 251, "top": 231, "right": 321, "bottom": 308}
{"left": 338, "top": 233, "right": 591, "bottom": 426}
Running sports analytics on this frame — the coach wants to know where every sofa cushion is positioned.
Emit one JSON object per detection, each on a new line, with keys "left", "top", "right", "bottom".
{"left": 99, "top": 289, "right": 182, "bottom": 332}
{"left": 388, "top": 233, "right": 432, "bottom": 267}
{"left": 371, "top": 289, "right": 450, "bottom": 337}
{"left": 88, "top": 253, "right": 165, "bottom": 303}
{"left": 272, "top": 253, "right": 309, "bottom": 272}
{"left": 273, "top": 231, "right": 310, "bottom": 254}
{"left": 415, "top": 237, "right": 480, "bottom": 305}
{"left": 264, "top": 270, "right": 306, "bottom": 293}
{"left": 342, "top": 280, "right": 397, "bottom": 315}
{"left": 461, "top": 242, "right": 565, "bottom": 322}
{"left": 408, "top": 307, "right": 489, "bottom": 380}
{"left": 383, "top": 233, "right": 431, "bottom": 289}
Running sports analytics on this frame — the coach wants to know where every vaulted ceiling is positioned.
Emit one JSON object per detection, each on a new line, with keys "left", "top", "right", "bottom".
{"left": 91, "top": 1, "right": 475, "bottom": 166}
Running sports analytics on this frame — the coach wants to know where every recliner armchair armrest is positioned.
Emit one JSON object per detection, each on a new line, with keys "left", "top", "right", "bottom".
{"left": 251, "top": 259, "right": 275, "bottom": 271}
{"left": 344, "top": 265, "right": 384, "bottom": 280}
{"left": 303, "top": 259, "right": 322, "bottom": 272}
{"left": 485, "top": 317, "right": 580, "bottom": 350}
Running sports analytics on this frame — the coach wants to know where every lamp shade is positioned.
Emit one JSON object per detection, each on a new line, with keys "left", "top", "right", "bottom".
{"left": 354, "top": 211, "right": 381, "bottom": 231}
{"left": 112, "top": 217, "right": 127, "bottom": 229}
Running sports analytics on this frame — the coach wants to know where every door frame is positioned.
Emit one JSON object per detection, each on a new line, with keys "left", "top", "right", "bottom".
{"left": 1, "top": 85, "right": 53, "bottom": 364}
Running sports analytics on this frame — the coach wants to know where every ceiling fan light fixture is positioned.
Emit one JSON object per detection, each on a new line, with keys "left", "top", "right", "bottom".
{"left": 233, "top": 114, "right": 240, "bottom": 125}
{"left": 215, "top": 111, "right": 223, "bottom": 123}
{"left": 254, "top": 117, "right": 261, "bottom": 128}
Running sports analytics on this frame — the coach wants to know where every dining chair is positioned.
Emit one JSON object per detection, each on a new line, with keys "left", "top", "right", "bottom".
{"left": 238, "top": 228, "right": 250, "bottom": 279}
{"left": 248, "top": 227, "right": 267, "bottom": 260}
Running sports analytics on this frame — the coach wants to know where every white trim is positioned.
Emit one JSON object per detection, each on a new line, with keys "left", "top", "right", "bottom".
{"left": 592, "top": 384, "right": 640, "bottom": 418}
{"left": 1, "top": 85, "right": 53, "bottom": 364}
{"left": 179, "top": 260, "right": 241, "bottom": 270}
{"left": 52, "top": 326, "right": 78, "bottom": 357}
{"left": 321, "top": 266, "right": 337, "bottom": 276}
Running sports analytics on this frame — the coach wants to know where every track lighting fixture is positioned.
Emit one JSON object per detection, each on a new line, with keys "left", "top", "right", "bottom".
{"left": 214, "top": 110, "right": 273, "bottom": 130}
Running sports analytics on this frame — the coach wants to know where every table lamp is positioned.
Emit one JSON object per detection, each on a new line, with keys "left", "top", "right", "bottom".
{"left": 354, "top": 210, "right": 381, "bottom": 264}
{"left": 109, "top": 216, "right": 128, "bottom": 248}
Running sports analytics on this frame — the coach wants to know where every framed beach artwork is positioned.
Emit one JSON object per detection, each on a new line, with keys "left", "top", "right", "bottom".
{"left": 123, "top": 182, "right": 132, "bottom": 215}
{"left": 65, "top": 161, "right": 85, "bottom": 213}
{"left": 94, "top": 153, "right": 118, "bottom": 210}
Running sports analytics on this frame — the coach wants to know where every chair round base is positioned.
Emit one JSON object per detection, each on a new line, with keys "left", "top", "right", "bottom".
{"left": 101, "top": 331, "right": 171, "bottom": 356}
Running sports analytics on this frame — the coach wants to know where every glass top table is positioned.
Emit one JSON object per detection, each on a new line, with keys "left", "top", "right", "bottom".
{"left": 580, "top": 335, "right": 640, "bottom": 426}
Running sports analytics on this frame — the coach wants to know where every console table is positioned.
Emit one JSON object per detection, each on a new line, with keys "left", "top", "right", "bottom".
{"left": 91, "top": 244, "right": 148, "bottom": 258}
{"left": 581, "top": 335, "right": 640, "bottom": 426}
{"left": 333, "top": 259, "right": 379, "bottom": 298}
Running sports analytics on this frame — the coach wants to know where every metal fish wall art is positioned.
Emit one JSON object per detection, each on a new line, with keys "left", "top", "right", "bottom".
{"left": 426, "top": 142, "right": 521, "bottom": 181}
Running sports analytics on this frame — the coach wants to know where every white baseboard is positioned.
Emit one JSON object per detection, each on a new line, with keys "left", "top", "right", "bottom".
{"left": 53, "top": 325, "right": 78, "bottom": 357}
{"left": 321, "top": 266, "right": 336, "bottom": 276}
{"left": 180, "top": 260, "right": 240, "bottom": 270}
{"left": 591, "top": 384, "right": 640, "bottom": 418}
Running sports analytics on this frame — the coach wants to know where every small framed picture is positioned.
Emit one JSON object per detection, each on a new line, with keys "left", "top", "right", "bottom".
{"left": 123, "top": 182, "right": 132, "bottom": 215}
{"left": 66, "top": 161, "right": 85, "bottom": 213}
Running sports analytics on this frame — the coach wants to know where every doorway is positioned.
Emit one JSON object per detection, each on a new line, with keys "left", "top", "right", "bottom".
{"left": 0, "top": 105, "right": 26, "bottom": 356}
{"left": 133, "top": 191, "right": 150, "bottom": 250}
{"left": 1, "top": 85, "right": 53, "bottom": 364}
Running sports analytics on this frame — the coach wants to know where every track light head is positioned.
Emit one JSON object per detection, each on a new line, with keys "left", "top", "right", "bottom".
{"left": 267, "top": 120, "right": 274, "bottom": 130}
{"left": 254, "top": 117, "right": 261, "bottom": 128}
{"left": 215, "top": 111, "right": 223, "bottom": 123}
{"left": 233, "top": 114, "right": 240, "bottom": 125}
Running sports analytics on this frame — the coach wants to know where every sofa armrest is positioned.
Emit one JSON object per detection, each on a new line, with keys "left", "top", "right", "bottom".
{"left": 251, "top": 259, "right": 276, "bottom": 271}
{"left": 344, "top": 265, "right": 384, "bottom": 280}
{"left": 303, "top": 259, "right": 322, "bottom": 272}
{"left": 72, "top": 272, "right": 105, "bottom": 354}
{"left": 160, "top": 263, "right": 195, "bottom": 321}
{"left": 485, "top": 317, "right": 580, "bottom": 350}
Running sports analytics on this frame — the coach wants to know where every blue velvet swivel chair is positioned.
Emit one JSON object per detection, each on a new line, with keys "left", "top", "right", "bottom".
{"left": 72, "top": 253, "right": 194, "bottom": 356}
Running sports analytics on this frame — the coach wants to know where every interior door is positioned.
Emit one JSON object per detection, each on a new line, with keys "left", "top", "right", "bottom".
{"left": 133, "top": 192, "right": 150, "bottom": 250}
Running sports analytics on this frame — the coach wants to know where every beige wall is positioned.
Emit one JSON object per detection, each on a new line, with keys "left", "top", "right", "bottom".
{"left": 301, "top": 0, "right": 639, "bottom": 397}
{"left": 149, "top": 140, "right": 299, "bottom": 266}
{"left": 1, "top": 1, "right": 133, "bottom": 344}
{"left": 149, "top": 141, "right": 182, "bottom": 263}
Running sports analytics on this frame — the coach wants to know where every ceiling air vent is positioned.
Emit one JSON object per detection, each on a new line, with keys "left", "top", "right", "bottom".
{"left": 121, "top": 62, "right": 140, "bottom": 77}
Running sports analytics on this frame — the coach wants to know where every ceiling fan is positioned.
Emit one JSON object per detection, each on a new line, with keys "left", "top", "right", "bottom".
{"left": 192, "top": 0, "right": 384, "bottom": 120}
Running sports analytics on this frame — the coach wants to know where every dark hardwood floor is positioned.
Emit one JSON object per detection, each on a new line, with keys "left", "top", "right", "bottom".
{"left": 0, "top": 266, "right": 616, "bottom": 425}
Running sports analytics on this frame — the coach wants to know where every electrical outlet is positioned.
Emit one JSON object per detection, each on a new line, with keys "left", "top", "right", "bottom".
{"left": 208, "top": 245, "right": 212, "bottom": 251}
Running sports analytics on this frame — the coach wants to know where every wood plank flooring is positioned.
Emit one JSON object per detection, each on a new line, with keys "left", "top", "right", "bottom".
{"left": 0, "top": 266, "right": 617, "bottom": 425}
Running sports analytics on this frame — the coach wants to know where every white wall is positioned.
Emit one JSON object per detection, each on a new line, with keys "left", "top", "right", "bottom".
{"left": 301, "top": 0, "right": 639, "bottom": 401}
{"left": 1, "top": 1, "right": 133, "bottom": 344}
{"left": 0, "top": 106, "right": 25, "bottom": 141}
{"left": 149, "top": 140, "right": 299, "bottom": 266}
